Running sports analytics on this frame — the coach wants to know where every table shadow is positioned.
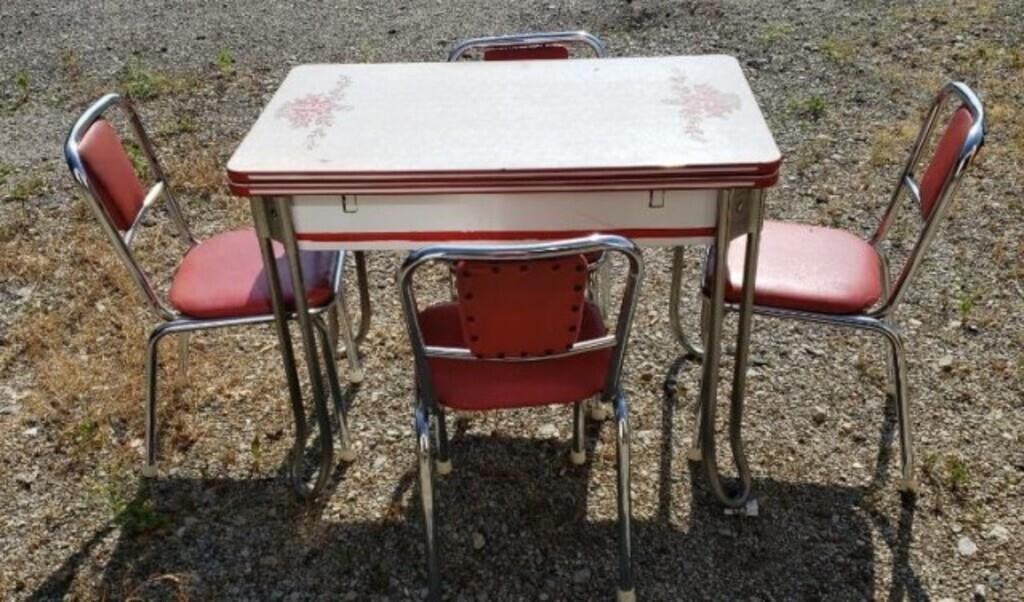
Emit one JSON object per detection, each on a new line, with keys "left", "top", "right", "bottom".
{"left": 27, "top": 355, "right": 927, "bottom": 601}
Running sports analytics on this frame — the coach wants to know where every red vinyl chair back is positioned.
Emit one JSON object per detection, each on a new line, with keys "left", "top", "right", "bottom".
{"left": 65, "top": 94, "right": 197, "bottom": 320}
{"left": 482, "top": 45, "right": 570, "bottom": 61}
{"left": 454, "top": 255, "right": 589, "bottom": 358}
{"left": 918, "top": 106, "right": 975, "bottom": 220}
{"left": 77, "top": 118, "right": 147, "bottom": 231}
{"left": 868, "top": 82, "right": 985, "bottom": 316}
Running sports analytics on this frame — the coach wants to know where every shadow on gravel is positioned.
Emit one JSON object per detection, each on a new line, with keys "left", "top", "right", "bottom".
{"left": 28, "top": 356, "right": 927, "bottom": 601}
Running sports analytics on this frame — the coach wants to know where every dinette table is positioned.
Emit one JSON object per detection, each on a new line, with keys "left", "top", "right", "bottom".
{"left": 226, "top": 54, "right": 781, "bottom": 508}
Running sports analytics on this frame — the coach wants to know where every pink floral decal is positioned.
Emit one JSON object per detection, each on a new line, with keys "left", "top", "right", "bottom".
{"left": 276, "top": 75, "right": 353, "bottom": 149}
{"left": 663, "top": 73, "right": 741, "bottom": 141}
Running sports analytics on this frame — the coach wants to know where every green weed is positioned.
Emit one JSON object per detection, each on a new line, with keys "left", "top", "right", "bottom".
{"left": 5, "top": 174, "right": 43, "bottom": 203}
{"left": 820, "top": 37, "right": 855, "bottom": 64}
{"left": 794, "top": 95, "right": 828, "bottom": 120}
{"left": 759, "top": 22, "right": 793, "bottom": 44}
{"left": 216, "top": 48, "right": 235, "bottom": 75}
{"left": 15, "top": 69, "right": 29, "bottom": 98}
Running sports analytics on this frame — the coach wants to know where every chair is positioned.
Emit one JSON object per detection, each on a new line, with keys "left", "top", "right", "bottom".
{"left": 690, "top": 82, "right": 986, "bottom": 498}
{"left": 447, "top": 30, "right": 607, "bottom": 61}
{"left": 400, "top": 235, "right": 643, "bottom": 601}
{"left": 63, "top": 94, "right": 362, "bottom": 497}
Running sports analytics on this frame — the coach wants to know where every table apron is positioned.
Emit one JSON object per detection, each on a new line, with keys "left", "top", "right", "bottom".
{"left": 287, "top": 189, "right": 719, "bottom": 250}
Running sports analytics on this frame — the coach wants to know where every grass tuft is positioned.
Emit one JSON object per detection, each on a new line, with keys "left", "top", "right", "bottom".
{"left": 793, "top": 94, "right": 827, "bottom": 120}
{"left": 216, "top": 48, "right": 235, "bottom": 76}
{"left": 4, "top": 173, "right": 44, "bottom": 203}
{"left": 820, "top": 36, "right": 855, "bottom": 64}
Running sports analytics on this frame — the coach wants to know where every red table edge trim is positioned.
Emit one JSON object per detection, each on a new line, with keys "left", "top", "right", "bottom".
{"left": 225, "top": 157, "right": 783, "bottom": 185}
{"left": 228, "top": 172, "right": 779, "bottom": 197}
{"left": 295, "top": 227, "right": 716, "bottom": 243}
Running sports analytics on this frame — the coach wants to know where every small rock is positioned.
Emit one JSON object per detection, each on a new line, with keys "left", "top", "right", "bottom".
{"left": 537, "top": 423, "right": 558, "bottom": 438}
{"left": 572, "top": 567, "right": 591, "bottom": 584}
{"left": 472, "top": 531, "right": 485, "bottom": 550}
{"left": 974, "top": 584, "right": 986, "bottom": 600}
{"left": 22, "top": 426, "right": 39, "bottom": 438}
{"left": 811, "top": 405, "right": 828, "bottom": 425}
{"left": 937, "top": 355, "right": 954, "bottom": 371}
{"left": 372, "top": 455, "right": 387, "bottom": 470}
{"left": 985, "top": 525, "right": 1010, "bottom": 543}
{"left": 14, "top": 470, "right": 37, "bottom": 489}
{"left": 957, "top": 535, "right": 978, "bottom": 557}
{"left": 908, "top": 318, "right": 923, "bottom": 327}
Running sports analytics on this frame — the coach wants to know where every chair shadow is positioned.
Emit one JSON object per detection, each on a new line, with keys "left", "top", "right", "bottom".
{"left": 29, "top": 357, "right": 928, "bottom": 601}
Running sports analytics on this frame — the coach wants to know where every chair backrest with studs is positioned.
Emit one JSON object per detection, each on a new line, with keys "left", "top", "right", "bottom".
{"left": 453, "top": 255, "right": 591, "bottom": 358}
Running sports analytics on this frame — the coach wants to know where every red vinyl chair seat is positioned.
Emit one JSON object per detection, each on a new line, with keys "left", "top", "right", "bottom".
{"left": 169, "top": 228, "right": 335, "bottom": 319}
{"left": 710, "top": 220, "right": 884, "bottom": 315}
{"left": 418, "top": 302, "right": 611, "bottom": 410}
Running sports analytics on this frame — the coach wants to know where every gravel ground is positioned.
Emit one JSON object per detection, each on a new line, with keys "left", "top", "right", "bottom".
{"left": 1, "top": 1, "right": 1022, "bottom": 600}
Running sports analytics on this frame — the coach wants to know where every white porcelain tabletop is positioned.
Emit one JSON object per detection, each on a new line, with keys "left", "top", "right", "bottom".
{"left": 227, "top": 55, "right": 781, "bottom": 195}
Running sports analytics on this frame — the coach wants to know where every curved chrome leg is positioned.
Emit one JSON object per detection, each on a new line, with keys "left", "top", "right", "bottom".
{"left": 881, "top": 325, "right": 916, "bottom": 494}
{"left": 700, "top": 190, "right": 760, "bottom": 510}
{"left": 335, "top": 286, "right": 365, "bottom": 384}
{"left": 353, "top": 251, "right": 372, "bottom": 345}
{"left": 434, "top": 406, "right": 452, "bottom": 475}
{"left": 670, "top": 246, "right": 705, "bottom": 358}
{"left": 613, "top": 392, "right": 635, "bottom": 599}
{"left": 415, "top": 404, "right": 441, "bottom": 600}
{"left": 686, "top": 296, "right": 712, "bottom": 462}
{"left": 570, "top": 401, "right": 586, "bottom": 465}
{"left": 313, "top": 316, "right": 356, "bottom": 462}
{"left": 144, "top": 324, "right": 175, "bottom": 477}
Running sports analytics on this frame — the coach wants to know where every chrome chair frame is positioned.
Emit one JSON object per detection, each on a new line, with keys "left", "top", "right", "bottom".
{"left": 447, "top": 30, "right": 608, "bottom": 61}
{"left": 64, "top": 94, "right": 361, "bottom": 498}
{"left": 399, "top": 234, "right": 642, "bottom": 602}
{"left": 686, "top": 82, "right": 986, "bottom": 498}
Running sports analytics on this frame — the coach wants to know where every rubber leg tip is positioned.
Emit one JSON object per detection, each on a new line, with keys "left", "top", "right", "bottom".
{"left": 435, "top": 459, "right": 453, "bottom": 475}
{"left": 348, "top": 369, "right": 365, "bottom": 384}
{"left": 570, "top": 449, "right": 586, "bottom": 465}
{"left": 339, "top": 448, "right": 357, "bottom": 462}
{"left": 685, "top": 447, "right": 703, "bottom": 462}
{"left": 617, "top": 588, "right": 636, "bottom": 602}
{"left": 899, "top": 478, "right": 919, "bottom": 494}
{"left": 142, "top": 464, "right": 158, "bottom": 478}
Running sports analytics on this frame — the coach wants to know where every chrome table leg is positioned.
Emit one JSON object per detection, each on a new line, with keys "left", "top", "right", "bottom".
{"left": 699, "top": 189, "right": 763, "bottom": 510}
{"left": 252, "top": 197, "right": 333, "bottom": 498}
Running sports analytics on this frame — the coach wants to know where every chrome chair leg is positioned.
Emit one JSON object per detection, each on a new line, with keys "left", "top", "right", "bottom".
{"left": 669, "top": 246, "right": 705, "bottom": 358}
{"left": 176, "top": 331, "right": 190, "bottom": 387}
{"left": 881, "top": 326, "right": 916, "bottom": 494}
{"left": 613, "top": 392, "right": 635, "bottom": 601}
{"left": 685, "top": 295, "right": 712, "bottom": 462}
{"left": 144, "top": 323, "right": 177, "bottom": 477}
{"left": 335, "top": 289, "right": 365, "bottom": 384}
{"left": 313, "top": 316, "right": 356, "bottom": 462}
{"left": 434, "top": 406, "right": 452, "bottom": 475}
{"left": 415, "top": 404, "right": 441, "bottom": 600}
{"left": 571, "top": 401, "right": 586, "bottom": 465}
{"left": 353, "top": 251, "right": 372, "bottom": 345}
